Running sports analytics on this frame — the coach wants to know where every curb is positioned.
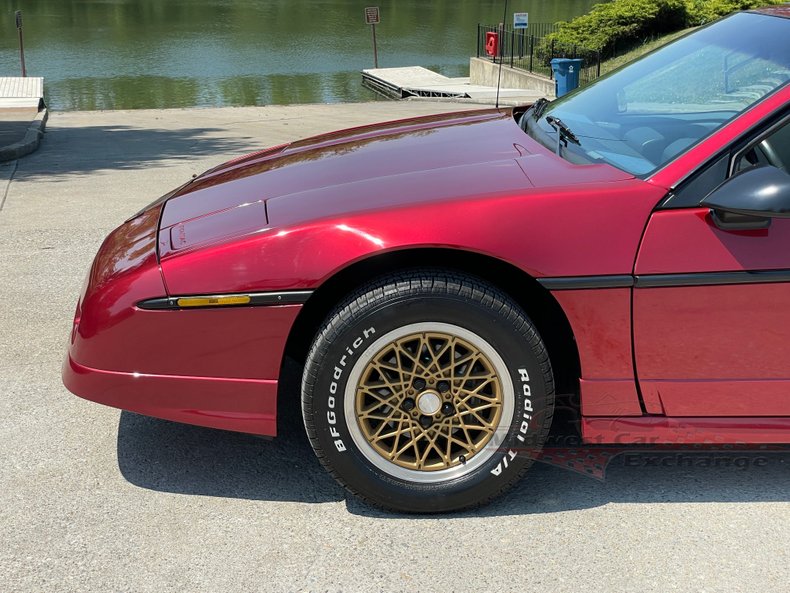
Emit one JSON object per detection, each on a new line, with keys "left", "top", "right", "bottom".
{"left": 0, "top": 108, "right": 48, "bottom": 162}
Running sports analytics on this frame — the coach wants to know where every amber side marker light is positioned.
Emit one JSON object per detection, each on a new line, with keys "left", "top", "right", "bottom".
{"left": 137, "top": 291, "right": 313, "bottom": 310}
{"left": 176, "top": 295, "right": 252, "bottom": 308}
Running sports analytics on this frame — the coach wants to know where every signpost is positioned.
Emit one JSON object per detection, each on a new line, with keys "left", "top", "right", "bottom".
{"left": 16, "top": 10, "right": 27, "bottom": 77}
{"left": 365, "top": 7, "right": 380, "bottom": 68}
{"left": 513, "top": 12, "right": 528, "bottom": 60}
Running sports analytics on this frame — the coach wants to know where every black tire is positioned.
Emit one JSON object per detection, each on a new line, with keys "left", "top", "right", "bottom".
{"left": 302, "top": 270, "right": 554, "bottom": 513}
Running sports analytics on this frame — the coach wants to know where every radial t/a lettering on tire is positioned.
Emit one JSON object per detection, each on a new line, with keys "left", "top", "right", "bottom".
{"left": 301, "top": 270, "right": 554, "bottom": 513}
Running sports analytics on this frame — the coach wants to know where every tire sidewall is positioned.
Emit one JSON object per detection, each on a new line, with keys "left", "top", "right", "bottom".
{"left": 305, "top": 290, "right": 551, "bottom": 512}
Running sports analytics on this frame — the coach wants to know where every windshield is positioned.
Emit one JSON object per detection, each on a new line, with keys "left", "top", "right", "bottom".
{"left": 521, "top": 12, "right": 790, "bottom": 176}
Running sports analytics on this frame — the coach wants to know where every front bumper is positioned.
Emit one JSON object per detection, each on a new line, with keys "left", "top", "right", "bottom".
{"left": 62, "top": 204, "right": 300, "bottom": 436}
{"left": 63, "top": 355, "right": 280, "bottom": 435}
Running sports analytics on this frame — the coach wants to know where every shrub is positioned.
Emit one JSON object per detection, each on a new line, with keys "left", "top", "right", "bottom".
{"left": 684, "top": 0, "right": 781, "bottom": 25}
{"left": 541, "top": 0, "right": 783, "bottom": 56}
{"left": 544, "top": 0, "right": 687, "bottom": 54}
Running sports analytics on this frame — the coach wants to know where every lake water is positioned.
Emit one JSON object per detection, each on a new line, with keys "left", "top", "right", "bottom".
{"left": 0, "top": 0, "right": 599, "bottom": 110}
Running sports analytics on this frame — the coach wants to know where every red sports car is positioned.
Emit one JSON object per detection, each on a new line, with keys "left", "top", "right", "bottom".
{"left": 64, "top": 8, "right": 790, "bottom": 512}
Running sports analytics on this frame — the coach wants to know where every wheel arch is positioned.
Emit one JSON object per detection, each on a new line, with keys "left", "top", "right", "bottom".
{"left": 278, "top": 247, "right": 581, "bottom": 431}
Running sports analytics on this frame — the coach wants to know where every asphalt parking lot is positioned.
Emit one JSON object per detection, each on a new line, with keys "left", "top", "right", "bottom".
{"left": 2, "top": 102, "right": 789, "bottom": 593}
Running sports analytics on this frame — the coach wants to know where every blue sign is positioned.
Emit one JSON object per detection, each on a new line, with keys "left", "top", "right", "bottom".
{"left": 514, "top": 12, "right": 528, "bottom": 29}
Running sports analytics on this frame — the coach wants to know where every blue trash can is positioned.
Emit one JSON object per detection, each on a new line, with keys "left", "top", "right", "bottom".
{"left": 551, "top": 58, "right": 584, "bottom": 97}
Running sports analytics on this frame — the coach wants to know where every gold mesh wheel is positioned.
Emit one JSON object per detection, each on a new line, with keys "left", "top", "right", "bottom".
{"left": 349, "top": 324, "right": 507, "bottom": 479}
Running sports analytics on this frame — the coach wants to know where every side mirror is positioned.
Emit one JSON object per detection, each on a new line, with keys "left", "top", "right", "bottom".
{"left": 701, "top": 166, "right": 790, "bottom": 230}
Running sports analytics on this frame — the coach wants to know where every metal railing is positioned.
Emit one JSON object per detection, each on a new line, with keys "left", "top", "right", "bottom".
{"left": 476, "top": 23, "right": 602, "bottom": 86}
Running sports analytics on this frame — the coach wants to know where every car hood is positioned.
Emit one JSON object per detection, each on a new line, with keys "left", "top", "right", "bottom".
{"left": 158, "top": 108, "right": 633, "bottom": 256}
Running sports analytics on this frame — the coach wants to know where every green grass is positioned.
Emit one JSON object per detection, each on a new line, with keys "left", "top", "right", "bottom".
{"left": 599, "top": 28, "right": 697, "bottom": 75}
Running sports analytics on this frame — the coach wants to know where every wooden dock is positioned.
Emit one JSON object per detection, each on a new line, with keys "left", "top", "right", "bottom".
{"left": 362, "top": 66, "right": 547, "bottom": 104}
{"left": 0, "top": 77, "right": 47, "bottom": 161}
{"left": 0, "top": 77, "right": 45, "bottom": 109}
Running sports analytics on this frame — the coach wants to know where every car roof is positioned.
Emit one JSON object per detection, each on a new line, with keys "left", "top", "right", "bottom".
{"left": 749, "top": 5, "right": 790, "bottom": 19}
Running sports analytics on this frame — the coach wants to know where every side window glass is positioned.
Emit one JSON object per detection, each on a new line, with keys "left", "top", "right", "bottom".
{"left": 661, "top": 154, "right": 729, "bottom": 209}
{"left": 734, "top": 119, "right": 790, "bottom": 174}
{"left": 663, "top": 113, "right": 790, "bottom": 210}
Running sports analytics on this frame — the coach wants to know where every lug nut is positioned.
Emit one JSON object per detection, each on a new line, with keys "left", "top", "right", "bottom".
{"left": 437, "top": 380, "right": 450, "bottom": 393}
{"left": 419, "top": 415, "right": 433, "bottom": 429}
{"left": 401, "top": 398, "right": 416, "bottom": 412}
{"left": 441, "top": 402, "right": 455, "bottom": 416}
{"left": 412, "top": 378, "right": 426, "bottom": 391}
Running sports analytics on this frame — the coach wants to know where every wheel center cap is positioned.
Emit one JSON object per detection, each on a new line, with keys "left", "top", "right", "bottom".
{"left": 416, "top": 390, "right": 442, "bottom": 415}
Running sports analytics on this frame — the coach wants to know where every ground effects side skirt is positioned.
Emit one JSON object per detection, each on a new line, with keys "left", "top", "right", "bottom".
{"left": 583, "top": 416, "right": 790, "bottom": 444}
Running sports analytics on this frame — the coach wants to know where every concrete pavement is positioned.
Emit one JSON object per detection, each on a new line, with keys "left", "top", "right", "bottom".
{"left": 0, "top": 107, "right": 47, "bottom": 162}
{"left": 1, "top": 103, "right": 789, "bottom": 593}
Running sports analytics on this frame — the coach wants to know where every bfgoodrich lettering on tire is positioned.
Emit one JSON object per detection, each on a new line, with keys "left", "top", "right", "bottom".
{"left": 302, "top": 270, "right": 554, "bottom": 513}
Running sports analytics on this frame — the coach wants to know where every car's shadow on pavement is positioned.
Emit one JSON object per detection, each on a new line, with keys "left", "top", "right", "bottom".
{"left": 116, "top": 409, "right": 345, "bottom": 505}
{"left": 118, "top": 411, "right": 790, "bottom": 516}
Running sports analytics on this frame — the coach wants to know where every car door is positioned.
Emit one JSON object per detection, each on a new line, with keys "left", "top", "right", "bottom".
{"left": 633, "top": 112, "right": 790, "bottom": 417}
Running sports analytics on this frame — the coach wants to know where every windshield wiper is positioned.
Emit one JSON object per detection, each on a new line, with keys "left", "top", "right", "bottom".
{"left": 519, "top": 98, "right": 550, "bottom": 131}
{"left": 545, "top": 115, "right": 581, "bottom": 156}
{"left": 531, "top": 97, "right": 550, "bottom": 119}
